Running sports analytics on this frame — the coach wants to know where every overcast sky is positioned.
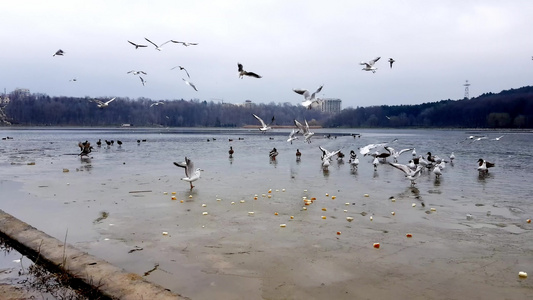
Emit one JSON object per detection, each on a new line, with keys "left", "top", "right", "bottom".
{"left": 2, "top": 1, "right": 532, "bottom": 108}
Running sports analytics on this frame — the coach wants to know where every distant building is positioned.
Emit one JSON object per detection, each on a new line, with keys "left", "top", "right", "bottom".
{"left": 321, "top": 98, "right": 342, "bottom": 114}
{"left": 14, "top": 88, "right": 30, "bottom": 97}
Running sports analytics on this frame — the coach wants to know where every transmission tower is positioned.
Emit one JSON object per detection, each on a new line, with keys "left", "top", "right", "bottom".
{"left": 463, "top": 80, "right": 470, "bottom": 99}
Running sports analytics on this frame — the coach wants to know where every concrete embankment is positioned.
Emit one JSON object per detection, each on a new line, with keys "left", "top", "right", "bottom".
{"left": 0, "top": 209, "right": 188, "bottom": 300}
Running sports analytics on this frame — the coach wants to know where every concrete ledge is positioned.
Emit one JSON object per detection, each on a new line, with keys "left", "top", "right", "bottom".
{"left": 0, "top": 209, "right": 188, "bottom": 300}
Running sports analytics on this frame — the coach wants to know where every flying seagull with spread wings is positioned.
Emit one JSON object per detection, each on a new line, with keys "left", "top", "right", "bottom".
{"left": 171, "top": 40, "right": 198, "bottom": 47}
{"left": 252, "top": 114, "right": 275, "bottom": 133}
{"left": 53, "top": 49, "right": 64, "bottom": 57}
{"left": 171, "top": 65, "right": 190, "bottom": 78}
{"left": 238, "top": 63, "right": 262, "bottom": 78}
{"left": 128, "top": 40, "right": 148, "bottom": 49}
{"left": 360, "top": 57, "right": 381, "bottom": 73}
{"left": 91, "top": 97, "right": 116, "bottom": 109}
{"left": 144, "top": 37, "right": 172, "bottom": 51}
{"left": 293, "top": 85, "right": 323, "bottom": 109}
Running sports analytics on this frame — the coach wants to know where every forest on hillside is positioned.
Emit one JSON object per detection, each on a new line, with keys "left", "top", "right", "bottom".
{"left": 1, "top": 86, "right": 532, "bottom": 128}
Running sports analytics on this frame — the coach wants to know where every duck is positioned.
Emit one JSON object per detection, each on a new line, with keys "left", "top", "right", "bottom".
{"left": 269, "top": 148, "right": 278, "bottom": 160}
{"left": 296, "top": 149, "right": 302, "bottom": 160}
{"left": 229, "top": 146, "right": 234, "bottom": 158}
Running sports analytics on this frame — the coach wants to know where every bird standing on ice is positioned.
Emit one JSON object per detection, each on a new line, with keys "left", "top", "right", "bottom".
{"left": 174, "top": 157, "right": 203, "bottom": 189}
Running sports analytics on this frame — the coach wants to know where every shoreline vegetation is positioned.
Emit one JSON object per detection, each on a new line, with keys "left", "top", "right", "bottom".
{"left": 1, "top": 85, "right": 532, "bottom": 129}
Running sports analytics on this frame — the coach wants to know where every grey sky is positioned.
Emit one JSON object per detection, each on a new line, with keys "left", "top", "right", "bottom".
{"left": 2, "top": 1, "right": 532, "bottom": 108}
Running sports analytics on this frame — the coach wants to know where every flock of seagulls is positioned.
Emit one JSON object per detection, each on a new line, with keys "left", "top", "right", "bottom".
{"left": 75, "top": 131, "right": 499, "bottom": 191}
{"left": 52, "top": 41, "right": 397, "bottom": 110}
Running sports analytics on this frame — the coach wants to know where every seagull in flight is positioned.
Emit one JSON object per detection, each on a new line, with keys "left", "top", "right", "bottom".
{"left": 127, "top": 70, "right": 147, "bottom": 75}
{"left": 294, "top": 119, "right": 314, "bottom": 143}
{"left": 53, "top": 49, "right": 64, "bottom": 57}
{"left": 91, "top": 97, "right": 116, "bottom": 109}
{"left": 293, "top": 85, "right": 323, "bottom": 109}
{"left": 128, "top": 40, "right": 148, "bottom": 49}
{"left": 139, "top": 76, "right": 146, "bottom": 86}
{"left": 385, "top": 146, "right": 413, "bottom": 163}
{"left": 389, "top": 162, "right": 423, "bottom": 186}
{"left": 388, "top": 58, "right": 395, "bottom": 68}
{"left": 360, "top": 57, "right": 381, "bottom": 73}
{"left": 287, "top": 128, "right": 300, "bottom": 144}
{"left": 171, "top": 40, "right": 198, "bottom": 47}
{"left": 182, "top": 78, "right": 198, "bottom": 91}
{"left": 359, "top": 143, "right": 387, "bottom": 156}
{"left": 319, "top": 146, "right": 340, "bottom": 169}
{"left": 144, "top": 38, "right": 172, "bottom": 51}
{"left": 252, "top": 114, "right": 275, "bottom": 133}
{"left": 174, "top": 157, "right": 203, "bottom": 189}
{"left": 150, "top": 101, "right": 164, "bottom": 107}
{"left": 171, "top": 66, "right": 190, "bottom": 78}
{"left": 491, "top": 135, "right": 504, "bottom": 141}
{"left": 238, "top": 63, "right": 262, "bottom": 78}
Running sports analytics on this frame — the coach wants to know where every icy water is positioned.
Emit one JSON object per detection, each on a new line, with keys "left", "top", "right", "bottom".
{"left": 1, "top": 127, "right": 532, "bottom": 299}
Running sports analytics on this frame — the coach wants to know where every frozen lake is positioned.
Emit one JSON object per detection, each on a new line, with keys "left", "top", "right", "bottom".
{"left": 1, "top": 127, "right": 532, "bottom": 299}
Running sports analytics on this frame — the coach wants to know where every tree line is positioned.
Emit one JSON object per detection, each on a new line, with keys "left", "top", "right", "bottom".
{"left": 2, "top": 86, "right": 532, "bottom": 128}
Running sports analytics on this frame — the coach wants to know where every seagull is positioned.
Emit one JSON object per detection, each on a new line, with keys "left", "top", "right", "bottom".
{"left": 360, "top": 57, "right": 381, "bottom": 73}
{"left": 492, "top": 135, "right": 504, "bottom": 141}
{"left": 450, "top": 152, "right": 455, "bottom": 161}
{"left": 139, "top": 76, "right": 146, "bottom": 86}
{"left": 372, "top": 157, "right": 380, "bottom": 171}
{"left": 182, "top": 78, "right": 198, "bottom": 91}
{"left": 294, "top": 119, "right": 314, "bottom": 143}
{"left": 238, "top": 63, "right": 262, "bottom": 78}
{"left": 127, "top": 70, "right": 147, "bottom": 75}
{"left": 319, "top": 146, "right": 340, "bottom": 161}
{"left": 53, "top": 49, "right": 64, "bottom": 56}
{"left": 385, "top": 146, "right": 413, "bottom": 163}
{"left": 171, "top": 66, "right": 190, "bottom": 78}
{"left": 91, "top": 97, "right": 116, "bottom": 108}
{"left": 389, "top": 162, "right": 424, "bottom": 186}
{"left": 433, "top": 164, "right": 443, "bottom": 178}
{"left": 359, "top": 143, "right": 387, "bottom": 156}
{"left": 319, "top": 146, "right": 340, "bottom": 169}
{"left": 253, "top": 114, "right": 275, "bottom": 133}
{"left": 287, "top": 128, "right": 300, "bottom": 144}
{"left": 150, "top": 101, "right": 164, "bottom": 107}
{"left": 171, "top": 40, "right": 198, "bottom": 47}
{"left": 173, "top": 157, "right": 202, "bottom": 189}
{"left": 128, "top": 40, "right": 148, "bottom": 49}
{"left": 388, "top": 58, "right": 395, "bottom": 68}
{"left": 477, "top": 158, "right": 495, "bottom": 175}
{"left": 144, "top": 38, "right": 172, "bottom": 51}
{"left": 412, "top": 148, "right": 417, "bottom": 157}
{"left": 293, "top": 85, "right": 323, "bottom": 109}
